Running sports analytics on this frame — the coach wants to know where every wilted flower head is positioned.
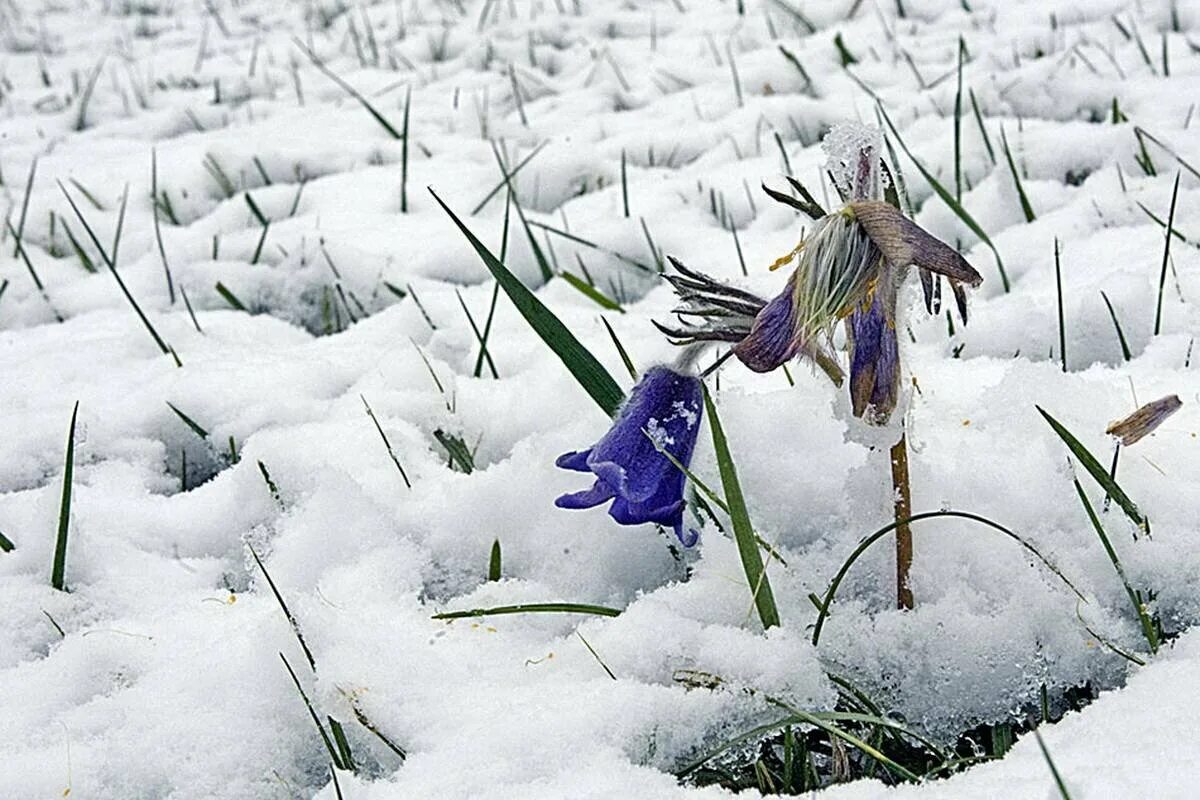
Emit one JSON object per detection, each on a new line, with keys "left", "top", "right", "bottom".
{"left": 1106, "top": 395, "right": 1182, "bottom": 446}
{"left": 732, "top": 200, "right": 982, "bottom": 421}
{"left": 555, "top": 366, "right": 703, "bottom": 546}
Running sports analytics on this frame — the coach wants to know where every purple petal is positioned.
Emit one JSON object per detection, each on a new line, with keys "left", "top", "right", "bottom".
{"left": 555, "top": 481, "right": 615, "bottom": 510}
{"left": 555, "top": 449, "right": 593, "bottom": 472}
{"left": 732, "top": 271, "right": 805, "bottom": 372}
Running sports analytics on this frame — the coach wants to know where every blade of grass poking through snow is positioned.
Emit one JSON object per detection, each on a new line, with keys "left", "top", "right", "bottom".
{"left": 429, "top": 189, "right": 625, "bottom": 417}
{"left": 400, "top": 85, "right": 411, "bottom": 213}
{"left": 360, "top": 395, "right": 411, "bottom": 488}
{"left": 487, "top": 142, "right": 553, "bottom": 283}
{"left": 432, "top": 603, "right": 621, "bottom": 619}
{"left": 51, "top": 402, "right": 79, "bottom": 591}
{"left": 1000, "top": 124, "right": 1036, "bottom": 222}
{"left": 167, "top": 402, "right": 209, "bottom": 439}
{"left": 6, "top": 219, "right": 63, "bottom": 321}
{"left": 257, "top": 461, "right": 284, "bottom": 508}
{"left": 1036, "top": 406, "right": 1148, "bottom": 535}
{"left": 0, "top": 530, "right": 13, "bottom": 553}
{"left": 455, "top": 289, "right": 498, "bottom": 377}
{"left": 702, "top": 385, "right": 780, "bottom": 629}
{"left": 1035, "top": 730, "right": 1073, "bottom": 800}
{"left": 879, "top": 103, "right": 1010, "bottom": 292}
{"left": 1074, "top": 480, "right": 1158, "bottom": 654}
{"left": 12, "top": 157, "right": 36, "bottom": 258}
{"left": 473, "top": 283, "right": 501, "bottom": 378}
{"left": 1054, "top": 238, "right": 1066, "bottom": 372}
{"left": 488, "top": 539, "right": 501, "bottom": 581}
{"left": 954, "top": 37, "right": 964, "bottom": 202}
{"left": 293, "top": 38, "right": 401, "bottom": 139}
{"left": 811, "top": 510, "right": 1086, "bottom": 645}
{"left": 560, "top": 271, "right": 624, "bottom": 312}
{"left": 58, "top": 183, "right": 176, "bottom": 357}
{"left": 471, "top": 140, "right": 547, "bottom": 216}
{"left": 1100, "top": 291, "right": 1132, "bottom": 361}
{"left": 433, "top": 429, "right": 475, "bottom": 473}
{"left": 216, "top": 282, "right": 248, "bottom": 311}
{"left": 150, "top": 150, "right": 176, "bottom": 304}
{"left": 1154, "top": 172, "right": 1180, "bottom": 336}
{"left": 601, "top": 317, "right": 637, "bottom": 380}
{"left": 249, "top": 543, "right": 316, "bottom": 669}
{"left": 280, "top": 653, "right": 348, "bottom": 771}
{"left": 969, "top": 88, "right": 996, "bottom": 164}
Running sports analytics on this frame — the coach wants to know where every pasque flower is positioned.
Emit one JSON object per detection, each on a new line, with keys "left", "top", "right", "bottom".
{"left": 555, "top": 366, "right": 703, "bottom": 546}
{"left": 660, "top": 149, "right": 983, "bottom": 424}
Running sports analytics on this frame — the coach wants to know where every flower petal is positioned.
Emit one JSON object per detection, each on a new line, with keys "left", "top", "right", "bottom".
{"left": 849, "top": 201, "right": 983, "bottom": 287}
{"left": 555, "top": 449, "right": 593, "bottom": 472}
{"left": 555, "top": 481, "right": 616, "bottom": 510}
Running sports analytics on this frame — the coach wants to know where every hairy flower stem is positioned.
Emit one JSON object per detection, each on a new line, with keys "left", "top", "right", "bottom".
{"left": 890, "top": 432, "right": 914, "bottom": 610}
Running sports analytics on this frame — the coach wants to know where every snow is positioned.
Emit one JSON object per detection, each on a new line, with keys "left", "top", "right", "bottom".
{"left": 1, "top": 0, "right": 1199, "bottom": 798}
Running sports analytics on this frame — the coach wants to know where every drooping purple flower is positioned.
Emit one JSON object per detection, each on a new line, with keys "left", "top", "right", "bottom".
{"left": 555, "top": 366, "right": 703, "bottom": 546}
{"left": 847, "top": 289, "right": 900, "bottom": 423}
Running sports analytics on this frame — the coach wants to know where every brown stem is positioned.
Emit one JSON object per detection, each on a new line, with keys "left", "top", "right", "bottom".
{"left": 890, "top": 432, "right": 914, "bottom": 610}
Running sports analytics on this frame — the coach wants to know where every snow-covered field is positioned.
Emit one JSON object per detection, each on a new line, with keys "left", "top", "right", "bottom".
{"left": 1, "top": 0, "right": 1198, "bottom": 797}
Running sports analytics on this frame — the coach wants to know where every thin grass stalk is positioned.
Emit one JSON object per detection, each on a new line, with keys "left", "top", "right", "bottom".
{"left": 811, "top": 510, "right": 1087, "bottom": 645}
{"left": 51, "top": 402, "right": 79, "bottom": 591}
{"left": 1054, "top": 238, "right": 1066, "bottom": 371}
{"left": 703, "top": 386, "right": 780, "bottom": 629}
{"left": 1153, "top": 172, "right": 1180, "bottom": 335}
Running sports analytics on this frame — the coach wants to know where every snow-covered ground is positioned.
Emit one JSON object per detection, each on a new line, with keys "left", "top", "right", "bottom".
{"left": 1, "top": 0, "right": 1198, "bottom": 797}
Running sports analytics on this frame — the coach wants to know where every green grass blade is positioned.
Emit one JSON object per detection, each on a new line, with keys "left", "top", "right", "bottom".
{"left": 432, "top": 603, "right": 621, "bottom": 619}
{"left": 559, "top": 271, "right": 624, "bottom": 312}
{"left": 0, "top": 529, "right": 13, "bottom": 552}
{"left": 51, "top": 401, "right": 79, "bottom": 591}
{"left": 216, "top": 281, "right": 248, "bottom": 311}
{"left": 1036, "top": 406, "right": 1148, "bottom": 535}
{"left": 1154, "top": 172, "right": 1180, "bottom": 336}
{"left": 167, "top": 402, "right": 210, "bottom": 439}
{"left": 703, "top": 385, "right": 779, "bottom": 629}
{"left": 1073, "top": 479, "right": 1158, "bottom": 653}
{"left": 1054, "top": 238, "right": 1065, "bottom": 371}
{"left": 360, "top": 395, "right": 411, "bottom": 488}
{"left": 59, "top": 183, "right": 173, "bottom": 355}
{"left": 280, "top": 653, "right": 346, "bottom": 771}
{"left": 879, "top": 103, "right": 1010, "bottom": 292}
{"left": 400, "top": 85, "right": 411, "bottom": 213}
{"left": 811, "top": 509, "right": 1086, "bottom": 645}
{"left": 455, "top": 289, "right": 499, "bottom": 378}
{"left": 430, "top": 188, "right": 625, "bottom": 417}
{"left": 1099, "top": 291, "right": 1132, "bottom": 361}
{"left": 969, "top": 88, "right": 996, "bottom": 164}
{"left": 601, "top": 317, "right": 636, "bottom": 380}
{"left": 150, "top": 150, "right": 177, "bottom": 304}
{"left": 1000, "top": 123, "right": 1036, "bottom": 222}
{"left": 250, "top": 544, "right": 317, "bottom": 670}
{"left": 1034, "top": 730, "right": 1073, "bottom": 800}
{"left": 488, "top": 539, "right": 502, "bottom": 581}
{"left": 294, "top": 38, "right": 401, "bottom": 139}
